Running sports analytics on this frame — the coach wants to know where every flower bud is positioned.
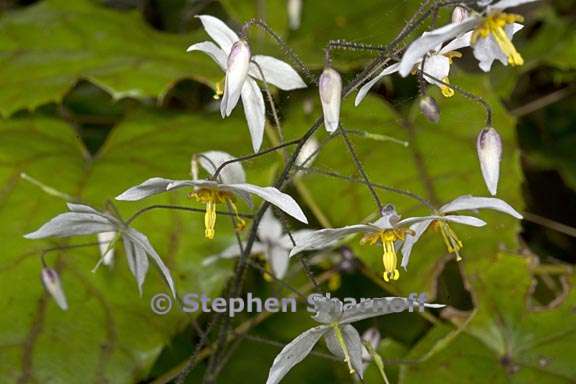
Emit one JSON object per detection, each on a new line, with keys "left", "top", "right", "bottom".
{"left": 98, "top": 231, "right": 116, "bottom": 267}
{"left": 319, "top": 67, "right": 342, "bottom": 133}
{"left": 476, "top": 127, "right": 502, "bottom": 196}
{"left": 451, "top": 6, "right": 469, "bottom": 24}
{"left": 221, "top": 39, "right": 251, "bottom": 118}
{"left": 419, "top": 95, "right": 440, "bottom": 123}
{"left": 41, "top": 267, "right": 68, "bottom": 310}
{"left": 361, "top": 327, "right": 381, "bottom": 359}
{"left": 296, "top": 137, "right": 319, "bottom": 168}
{"left": 287, "top": 0, "right": 302, "bottom": 30}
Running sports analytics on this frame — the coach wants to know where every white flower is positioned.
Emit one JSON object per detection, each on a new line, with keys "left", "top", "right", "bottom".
{"left": 319, "top": 67, "right": 342, "bottom": 133}
{"left": 41, "top": 267, "right": 68, "bottom": 311}
{"left": 287, "top": 0, "right": 303, "bottom": 30}
{"left": 289, "top": 204, "right": 482, "bottom": 281}
{"left": 477, "top": 127, "right": 502, "bottom": 195}
{"left": 400, "top": 195, "right": 523, "bottom": 268}
{"left": 203, "top": 208, "right": 314, "bottom": 280}
{"left": 266, "top": 296, "right": 444, "bottom": 384}
{"left": 356, "top": 35, "right": 470, "bottom": 105}
{"left": 399, "top": 0, "right": 538, "bottom": 75}
{"left": 25, "top": 203, "right": 176, "bottom": 297}
{"left": 188, "top": 15, "right": 307, "bottom": 152}
{"left": 116, "top": 151, "right": 308, "bottom": 240}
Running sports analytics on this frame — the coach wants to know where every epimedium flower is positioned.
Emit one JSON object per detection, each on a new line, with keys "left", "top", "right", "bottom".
{"left": 355, "top": 34, "right": 470, "bottom": 105}
{"left": 266, "top": 295, "right": 444, "bottom": 384}
{"left": 203, "top": 208, "right": 315, "bottom": 280}
{"left": 25, "top": 203, "right": 176, "bottom": 298}
{"left": 289, "top": 204, "right": 483, "bottom": 282}
{"left": 398, "top": 0, "right": 538, "bottom": 76}
{"left": 115, "top": 151, "right": 308, "bottom": 240}
{"left": 188, "top": 15, "right": 307, "bottom": 152}
{"left": 400, "top": 195, "right": 523, "bottom": 268}
{"left": 319, "top": 66, "right": 342, "bottom": 133}
{"left": 477, "top": 127, "right": 503, "bottom": 195}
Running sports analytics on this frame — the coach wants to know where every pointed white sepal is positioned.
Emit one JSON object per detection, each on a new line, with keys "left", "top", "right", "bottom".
{"left": 319, "top": 67, "right": 342, "bottom": 133}
{"left": 221, "top": 39, "right": 251, "bottom": 118}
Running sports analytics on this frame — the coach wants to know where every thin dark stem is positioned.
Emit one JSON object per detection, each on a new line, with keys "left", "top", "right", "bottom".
{"left": 125, "top": 204, "right": 253, "bottom": 225}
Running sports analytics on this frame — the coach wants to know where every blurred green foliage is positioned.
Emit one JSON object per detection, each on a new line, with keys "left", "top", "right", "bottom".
{"left": 0, "top": 0, "right": 574, "bottom": 383}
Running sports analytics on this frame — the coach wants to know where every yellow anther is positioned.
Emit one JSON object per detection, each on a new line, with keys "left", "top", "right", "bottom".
{"left": 213, "top": 79, "right": 225, "bottom": 100}
{"left": 190, "top": 188, "right": 245, "bottom": 240}
{"left": 362, "top": 229, "right": 412, "bottom": 282}
{"left": 433, "top": 221, "right": 464, "bottom": 261}
{"left": 472, "top": 12, "right": 525, "bottom": 67}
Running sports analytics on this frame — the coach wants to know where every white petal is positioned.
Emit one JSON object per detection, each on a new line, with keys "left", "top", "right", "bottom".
{"left": 324, "top": 325, "right": 365, "bottom": 378}
{"left": 399, "top": 18, "right": 478, "bottom": 77}
{"left": 400, "top": 219, "right": 433, "bottom": 269}
{"left": 186, "top": 41, "right": 227, "bottom": 70}
{"left": 66, "top": 203, "right": 100, "bottom": 214}
{"left": 223, "top": 183, "right": 308, "bottom": 224}
{"left": 221, "top": 40, "right": 251, "bottom": 118}
{"left": 295, "top": 137, "right": 319, "bottom": 168}
{"left": 266, "top": 325, "right": 329, "bottom": 384}
{"left": 472, "top": 34, "right": 507, "bottom": 72}
{"left": 115, "top": 177, "right": 175, "bottom": 201}
{"left": 354, "top": 63, "right": 400, "bottom": 106}
{"left": 278, "top": 229, "right": 317, "bottom": 249}
{"left": 123, "top": 228, "right": 176, "bottom": 298}
{"left": 287, "top": 0, "right": 302, "bottom": 30}
{"left": 198, "top": 151, "right": 246, "bottom": 185}
{"left": 440, "top": 31, "right": 473, "bottom": 53}
{"left": 422, "top": 54, "right": 451, "bottom": 85}
{"left": 24, "top": 212, "right": 115, "bottom": 239}
{"left": 288, "top": 225, "right": 374, "bottom": 257}
{"left": 41, "top": 268, "right": 68, "bottom": 311}
{"left": 440, "top": 195, "right": 523, "bottom": 219}
{"left": 258, "top": 208, "right": 284, "bottom": 242}
{"left": 442, "top": 215, "right": 487, "bottom": 227}
{"left": 195, "top": 15, "right": 239, "bottom": 53}
{"left": 340, "top": 297, "right": 445, "bottom": 323}
{"left": 476, "top": 127, "right": 502, "bottom": 195}
{"left": 122, "top": 237, "right": 150, "bottom": 296}
{"left": 250, "top": 55, "right": 307, "bottom": 90}
{"left": 98, "top": 231, "right": 116, "bottom": 266}
{"left": 488, "top": 0, "right": 540, "bottom": 11}
{"left": 166, "top": 179, "right": 218, "bottom": 191}
{"left": 240, "top": 78, "right": 266, "bottom": 152}
{"left": 269, "top": 245, "right": 290, "bottom": 279}
{"left": 319, "top": 67, "right": 342, "bottom": 133}
{"left": 451, "top": 6, "right": 470, "bottom": 24}
{"left": 203, "top": 241, "right": 266, "bottom": 266}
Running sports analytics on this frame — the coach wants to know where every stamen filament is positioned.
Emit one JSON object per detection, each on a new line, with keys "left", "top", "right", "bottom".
{"left": 333, "top": 324, "right": 356, "bottom": 375}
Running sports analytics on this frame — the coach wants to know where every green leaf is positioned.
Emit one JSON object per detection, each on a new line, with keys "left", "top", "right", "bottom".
{"left": 0, "top": 109, "right": 272, "bottom": 383}
{"left": 0, "top": 0, "right": 222, "bottom": 117}
{"left": 401, "top": 253, "right": 576, "bottom": 383}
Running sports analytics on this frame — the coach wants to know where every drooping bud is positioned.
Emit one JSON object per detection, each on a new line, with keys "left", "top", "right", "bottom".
{"left": 97, "top": 231, "right": 116, "bottom": 267}
{"left": 221, "top": 39, "right": 251, "bottom": 118}
{"left": 296, "top": 137, "right": 319, "bottom": 168}
{"left": 41, "top": 267, "right": 68, "bottom": 311}
{"left": 451, "top": 6, "right": 470, "bottom": 24}
{"left": 319, "top": 67, "right": 342, "bottom": 133}
{"left": 361, "top": 327, "right": 381, "bottom": 361}
{"left": 419, "top": 96, "right": 440, "bottom": 123}
{"left": 476, "top": 127, "right": 502, "bottom": 196}
{"left": 287, "top": 0, "right": 303, "bottom": 30}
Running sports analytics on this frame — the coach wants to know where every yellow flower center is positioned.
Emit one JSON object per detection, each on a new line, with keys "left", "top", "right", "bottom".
{"left": 432, "top": 220, "right": 463, "bottom": 261}
{"left": 438, "top": 51, "right": 461, "bottom": 98}
{"left": 471, "top": 12, "right": 525, "bottom": 66}
{"left": 361, "top": 229, "right": 412, "bottom": 282}
{"left": 189, "top": 188, "right": 246, "bottom": 239}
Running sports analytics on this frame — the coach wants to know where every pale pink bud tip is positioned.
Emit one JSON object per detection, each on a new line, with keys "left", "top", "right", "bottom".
{"left": 477, "top": 127, "right": 502, "bottom": 196}
{"left": 319, "top": 67, "right": 342, "bottom": 133}
{"left": 451, "top": 6, "right": 470, "bottom": 24}
{"left": 419, "top": 96, "right": 440, "bottom": 123}
{"left": 221, "top": 39, "right": 251, "bottom": 118}
{"left": 41, "top": 268, "right": 68, "bottom": 311}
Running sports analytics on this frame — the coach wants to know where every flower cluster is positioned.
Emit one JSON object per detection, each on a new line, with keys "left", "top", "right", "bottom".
{"left": 23, "top": 1, "right": 535, "bottom": 381}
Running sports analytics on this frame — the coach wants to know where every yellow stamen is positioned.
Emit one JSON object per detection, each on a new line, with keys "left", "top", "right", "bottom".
{"left": 440, "top": 77, "right": 455, "bottom": 98}
{"left": 433, "top": 221, "right": 463, "bottom": 261}
{"left": 213, "top": 79, "right": 225, "bottom": 100}
{"left": 443, "top": 51, "right": 462, "bottom": 64}
{"left": 328, "top": 273, "right": 342, "bottom": 291}
{"left": 189, "top": 188, "right": 246, "bottom": 239}
{"left": 361, "top": 229, "right": 411, "bottom": 282}
{"left": 471, "top": 13, "right": 525, "bottom": 67}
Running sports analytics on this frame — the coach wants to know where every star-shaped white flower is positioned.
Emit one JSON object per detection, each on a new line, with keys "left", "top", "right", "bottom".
{"left": 399, "top": 0, "right": 538, "bottom": 76}
{"left": 188, "top": 15, "right": 307, "bottom": 152}
{"left": 25, "top": 203, "right": 176, "bottom": 298}
{"left": 266, "top": 295, "right": 444, "bottom": 384}
{"left": 355, "top": 34, "right": 470, "bottom": 105}
{"left": 400, "top": 195, "right": 523, "bottom": 268}
{"left": 116, "top": 151, "right": 308, "bottom": 240}
{"left": 289, "top": 205, "right": 483, "bottom": 281}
